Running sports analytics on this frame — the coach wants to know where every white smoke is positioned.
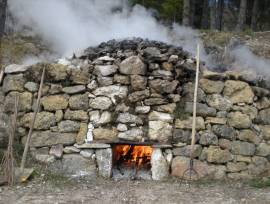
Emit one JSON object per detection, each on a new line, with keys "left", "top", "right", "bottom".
{"left": 9, "top": 0, "right": 199, "bottom": 56}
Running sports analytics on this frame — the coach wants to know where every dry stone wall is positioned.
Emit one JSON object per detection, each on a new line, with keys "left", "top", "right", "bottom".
{"left": 0, "top": 38, "right": 270, "bottom": 180}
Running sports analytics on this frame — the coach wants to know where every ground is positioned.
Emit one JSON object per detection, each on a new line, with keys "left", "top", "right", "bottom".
{"left": 0, "top": 178, "right": 270, "bottom": 204}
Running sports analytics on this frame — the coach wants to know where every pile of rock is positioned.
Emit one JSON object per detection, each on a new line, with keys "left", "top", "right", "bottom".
{"left": 0, "top": 38, "right": 269, "bottom": 180}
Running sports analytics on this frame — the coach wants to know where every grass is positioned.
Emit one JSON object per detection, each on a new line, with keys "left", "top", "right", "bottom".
{"left": 249, "top": 177, "right": 270, "bottom": 188}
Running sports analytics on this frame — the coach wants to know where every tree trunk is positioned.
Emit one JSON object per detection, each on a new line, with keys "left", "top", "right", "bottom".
{"left": 209, "top": 0, "right": 217, "bottom": 30}
{"left": 0, "top": 0, "right": 7, "bottom": 71}
{"left": 190, "top": 0, "right": 195, "bottom": 27}
{"left": 217, "top": 0, "right": 224, "bottom": 31}
{"left": 251, "top": 0, "right": 259, "bottom": 31}
{"left": 201, "top": 0, "right": 209, "bottom": 29}
{"left": 182, "top": 0, "right": 190, "bottom": 26}
{"left": 236, "top": 0, "right": 247, "bottom": 31}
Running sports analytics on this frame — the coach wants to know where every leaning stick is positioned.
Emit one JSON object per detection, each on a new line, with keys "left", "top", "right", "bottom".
{"left": 190, "top": 44, "right": 200, "bottom": 158}
{"left": 0, "top": 68, "right": 4, "bottom": 85}
{"left": 20, "top": 66, "right": 46, "bottom": 172}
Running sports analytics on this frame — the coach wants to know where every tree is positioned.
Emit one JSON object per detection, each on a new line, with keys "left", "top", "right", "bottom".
{"left": 0, "top": 0, "right": 7, "bottom": 38}
{"left": 182, "top": 0, "right": 191, "bottom": 26}
{"left": 251, "top": 0, "right": 259, "bottom": 31}
{"left": 209, "top": 0, "right": 217, "bottom": 30}
{"left": 236, "top": 0, "right": 247, "bottom": 31}
{"left": 161, "top": 0, "right": 183, "bottom": 23}
{"left": 216, "top": 0, "right": 224, "bottom": 31}
{"left": 201, "top": 0, "right": 209, "bottom": 29}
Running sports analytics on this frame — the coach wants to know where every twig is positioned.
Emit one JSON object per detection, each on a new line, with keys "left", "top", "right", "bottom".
{"left": 1, "top": 94, "right": 19, "bottom": 186}
{"left": 0, "top": 68, "right": 4, "bottom": 85}
{"left": 20, "top": 66, "right": 46, "bottom": 172}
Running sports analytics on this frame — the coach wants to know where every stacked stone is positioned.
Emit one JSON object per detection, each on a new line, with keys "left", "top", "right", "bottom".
{"left": 0, "top": 38, "right": 269, "bottom": 180}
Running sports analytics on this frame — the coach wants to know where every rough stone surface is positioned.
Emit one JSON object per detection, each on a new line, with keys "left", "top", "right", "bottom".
{"left": 58, "top": 120, "right": 80, "bottom": 133}
{"left": 238, "top": 129, "right": 260, "bottom": 144}
{"left": 212, "top": 125, "right": 236, "bottom": 140}
{"left": 151, "top": 148, "right": 169, "bottom": 181}
{"left": 118, "top": 128, "right": 144, "bottom": 141}
{"left": 89, "top": 97, "right": 112, "bottom": 110}
{"left": 255, "top": 143, "right": 270, "bottom": 156}
{"left": 199, "top": 131, "right": 218, "bottom": 145}
{"left": 119, "top": 56, "right": 146, "bottom": 75}
{"left": 62, "top": 85, "right": 86, "bottom": 94}
{"left": 173, "top": 145, "right": 202, "bottom": 158}
{"left": 41, "top": 95, "right": 69, "bottom": 111}
{"left": 261, "top": 126, "right": 270, "bottom": 140}
{"left": 149, "top": 121, "right": 172, "bottom": 142}
{"left": 175, "top": 117, "right": 205, "bottom": 130}
{"left": 184, "top": 102, "right": 216, "bottom": 117}
{"left": 148, "top": 111, "right": 173, "bottom": 123}
{"left": 231, "top": 141, "right": 256, "bottom": 156}
{"left": 3, "top": 74, "right": 25, "bottom": 93}
{"left": 76, "top": 123, "right": 88, "bottom": 144}
{"left": 227, "top": 162, "right": 247, "bottom": 172}
{"left": 0, "top": 113, "right": 10, "bottom": 148}
{"left": 20, "top": 112, "right": 56, "bottom": 130}
{"left": 199, "top": 79, "right": 224, "bottom": 94}
{"left": 149, "top": 79, "right": 178, "bottom": 94}
{"left": 64, "top": 109, "right": 88, "bottom": 121}
{"left": 93, "top": 127, "right": 118, "bottom": 141}
{"left": 130, "top": 75, "right": 147, "bottom": 91}
{"left": 94, "top": 65, "right": 118, "bottom": 76}
{"left": 69, "top": 94, "right": 89, "bottom": 110}
{"left": 256, "top": 108, "right": 270, "bottom": 125}
{"left": 93, "top": 85, "right": 128, "bottom": 99}
{"left": 96, "top": 148, "right": 113, "bottom": 178}
{"left": 206, "top": 94, "right": 232, "bottom": 111}
{"left": 117, "top": 113, "right": 143, "bottom": 125}
{"left": 223, "top": 80, "right": 254, "bottom": 104}
{"left": 23, "top": 131, "right": 76, "bottom": 147}
{"left": 206, "top": 146, "right": 233, "bottom": 163}
{"left": 228, "top": 112, "right": 252, "bottom": 129}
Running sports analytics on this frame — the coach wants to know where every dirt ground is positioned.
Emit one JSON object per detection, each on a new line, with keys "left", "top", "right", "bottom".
{"left": 0, "top": 178, "right": 270, "bottom": 204}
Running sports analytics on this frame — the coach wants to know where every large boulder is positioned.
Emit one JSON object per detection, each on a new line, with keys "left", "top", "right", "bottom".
{"left": 206, "top": 94, "right": 232, "bottom": 111}
{"left": 22, "top": 131, "right": 76, "bottom": 147}
{"left": 96, "top": 148, "right": 113, "bottom": 178}
{"left": 175, "top": 117, "right": 205, "bottom": 130}
{"left": 206, "top": 146, "right": 233, "bottom": 164}
{"left": 149, "top": 79, "right": 178, "bottom": 94}
{"left": 41, "top": 95, "right": 69, "bottom": 111}
{"left": 119, "top": 56, "right": 146, "bottom": 75}
{"left": 149, "top": 121, "right": 173, "bottom": 143}
{"left": 151, "top": 148, "right": 169, "bottom": 180}
{"left": 69, "top": 93, "right": 89, "bottom": 110}
{"left": 89, "top": 97, "right": 112, "bottom": 110}
{"left": 199, "top": 79, "right": 224, "bottom": 94}
{"left": 231, "top": 141, "right": 256, "bottom": 156}
{"left": 223, "top": 80, "right": 254, "bottom": 104}
{"left": 228, "top": 112, "right": 252, "bottom": 129}
{"left": 93, "top": 127, "right": 118, "bottom": 141}
{"left": 3, "top": 74, "right": 26, "bottom": 93}
{"left": 20, "top": 112, "right": 56, "bottom": 130}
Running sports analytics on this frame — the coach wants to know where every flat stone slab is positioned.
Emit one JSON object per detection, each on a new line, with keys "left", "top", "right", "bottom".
{"left": 4, "top": 64, "right": 29, "bottom": 74}
{"left": 74, "top": 143, "right": 111, "bottom": 149}
{"left": 152, "top": 144, "right": 172, "bottom": 148}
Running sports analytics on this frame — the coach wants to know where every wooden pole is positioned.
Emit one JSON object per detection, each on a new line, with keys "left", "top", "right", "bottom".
{"left": 20, "top": 67, "right": 46, "bottom": 172}
{"left": 190, "top": 44, "right": 200, "bottom": 158}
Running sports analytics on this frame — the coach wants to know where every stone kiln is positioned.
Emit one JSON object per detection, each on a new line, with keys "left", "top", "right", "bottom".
{"left": 0, "top": 38, "right": 270, "bottom": 181}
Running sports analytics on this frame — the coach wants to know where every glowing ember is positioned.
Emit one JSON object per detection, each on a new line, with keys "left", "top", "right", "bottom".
{"left": 114, "top": 145, "right": 153, "bottom": 168}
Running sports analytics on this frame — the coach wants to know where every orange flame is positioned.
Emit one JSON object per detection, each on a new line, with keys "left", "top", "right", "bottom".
{"left": 114, "top": 145, "right": 153, "bottom": 168}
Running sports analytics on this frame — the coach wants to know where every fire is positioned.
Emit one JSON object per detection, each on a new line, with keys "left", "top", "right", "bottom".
{"left": 114, "top": 145, "right": 153, "bottom": 168}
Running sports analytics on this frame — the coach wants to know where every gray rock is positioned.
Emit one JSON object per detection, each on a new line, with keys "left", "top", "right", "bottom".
{"left": 153, "top": 103, "right": 176, "bottom": 113}
{"left": 228, "top": 112, "right": 252, "bottom": 129}
{"left": 80, "top": 149, "right": 94, "bottom": 158}
{"left": 143, "top": 47, "right": 161, "bottom": 60}
{"left": 199, "top": 78, "right": 224, "bottom": 94}
{"left": 173, "top": 145, "right": 202, "bottom": 158}
{"left": 89, "top": 97, "right": 112, "bottom": 110}
{"left": 149, "top": 79, "right": 178, "bottom": 94}
{"left": 227, "top": 162, "right": 247, "bottom": 172}
{"left": 49, "top": 144, "right": 63, "bottom": 158}
{"left": 4, "top": 64, "right": 29, "bottom": 73}
{"left": 3, "top": 74, "right": 26, "bottom": 93}
{"left": 144, "top": 98, "right": 168, "bottom": 106}
{"left": 135, "top": 106, "right": 151, "bottom": 114}
{"left": 248, "top": 156, "right": 270, "bottom": 176}
{"left": 130, "top": 75, "right": 147, "bottom": 91}
{"left": 260, "top": 126, "right": 270, "bottom": 140}
{"left": 119, "top": 56, "right": 146, "bottom": 75}
{"left": 206, "top": 146, "right": 233, "bottom": 163}
{"left": 97, "top": 76, "right": 113, "bottom": 86}
{"left": 231, "top": 141, "right": 256, "bottom": 156}
{"left": 24, "top": 82, "right": 38, "bottom": 92}
{"left": 58, "top": 120, "right": 80, "bottom": 132}
{"left": 69, "top": 93, "right": 89, "bottom": 110}
{"left": 206, "top": 94, "right": 232, "bottom": 111}
{"left": 23, "top": 131, "right": 76, "bottom": 147}
{"left": 96, "top": 148, "right": 112, "bottom": 178}
{"left": 4, "top": 91, "right": 33, "bottom": 112}
{"left": 51, "top": 154, "right": 96, "bottom": 178}
{"left": 94, "top": 65, "right": 118, "bottom": 76}
{"left": 93, "top": 127, "right": 118, "bottom": 140}
{"left": 199, "top": 131, "right": 218, "bottom": 145}
{"left": 212, "top": 125, "right": 236, "bottom": 140}
{"left": 149, "top": 121, "right": 173, "bottom": 142}
{"left": 238, "top": 129, "right": 261, "bottom": 144}
{"left": 74, "top": 143, "right": 110, "bottom": 149}
{"left": 151, "top": 148, "right": 169, "bottom": 181}
{"left": 256, "top": 143, "right": 270, "bottom": 156}
{"left": 117, "top": 123, "right": 128, "bottom": 132}
{"left": 117, "top": 113, "right": 143, "bottom": 125}
{"left": 182, "top": 82, "right": 206, "bottom": 103}
{"left": 20, "top": 112, "right": 56, "bottom": 130}
{"left": 64, "top": 109, "right": 88, "bottom": 121}
{"left": 128, "top": 89, "right": 150, "bottom": 102}
{"left": 148, "top": 111, "right": 173, "bottom": 123}
{"left": 63, "top": 146, "right": 80, "bottom": 154}
{"left": 93, "top": 85, "right": 128, "bottom": 99}
{"left": 118, "top": 128, "right": 144, "bottom": 141}
{"left": 62, "top": 85, "right": 86, "bottom": 94}
{"left": 175, "top": 117, "right": 205, "bottom": 130}
{"left": 256, "top": 108, "right": 270, "bottom": 125}
{"left": 42, "top": 95, "right": 69, "bottom": 111}
{"left": 184, "top": 102, "right": 217, "bottom": 117}
{"left": 113, "top": 74, "right": 130, "bottom": 85}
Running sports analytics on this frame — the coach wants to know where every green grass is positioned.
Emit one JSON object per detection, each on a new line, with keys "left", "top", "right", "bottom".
{"left": 249, "top": 177, "right": 270, "bottom": 188}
